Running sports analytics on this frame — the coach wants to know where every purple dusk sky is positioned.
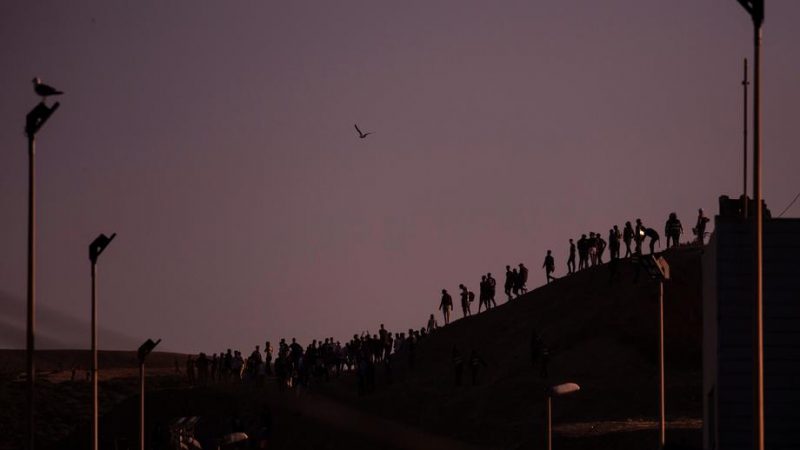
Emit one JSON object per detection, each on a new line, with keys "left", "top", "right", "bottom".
{"left": 1, "top": 1, "right": 798, "bottom": 353}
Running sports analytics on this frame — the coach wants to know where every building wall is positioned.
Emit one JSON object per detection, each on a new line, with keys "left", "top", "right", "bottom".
{"left": 702, "top": 231, "right": 719, "bottom": 450}
{"left": 703, "top": 218, "right": 800, "bottom": 450}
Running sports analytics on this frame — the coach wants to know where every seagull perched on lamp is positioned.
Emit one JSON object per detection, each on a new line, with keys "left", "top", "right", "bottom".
{"left": 32, "top": 77, "right": 64, "bottom": 100}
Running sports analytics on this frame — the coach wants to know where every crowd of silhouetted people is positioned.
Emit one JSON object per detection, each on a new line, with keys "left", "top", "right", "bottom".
{"left": 180, "top": 209, "right": 711, "bottom": 397}
{"left": 183, "top": 322, "right": 441, "bottom": 396}
{"left": 559, "top": 209, "right": 709, "bottom": 279}
{"left": 433, "top": 208, "right": 711, "bottom": 328}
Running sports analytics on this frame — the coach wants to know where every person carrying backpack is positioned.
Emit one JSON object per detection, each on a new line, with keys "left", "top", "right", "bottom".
{"left": 664, "top": 212, "right": 683, "bottom": 249}
{"left": 459, "top": 284, "right": 471, "bottom": 317}
{"left": 694, "top": 208, "right": 710, "bottom": 245}
{"left": 623, "top": 222, "right": 634, "bottom": 258}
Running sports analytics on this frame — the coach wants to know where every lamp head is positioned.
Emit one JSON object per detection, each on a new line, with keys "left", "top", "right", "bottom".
{"left": 137, "top": 338, "right": 161, "bottom": 363}
{"left": 641, "top": 255, "right": 670, "bottom": 281}
{"left": 548, "top": 382, "right": 581, "bottom": 397}
{"left": 736, "top": 0, "right": 764, "bottom": 26}
{"left": 89, "top": 233, "right": 116, "bottom": 263}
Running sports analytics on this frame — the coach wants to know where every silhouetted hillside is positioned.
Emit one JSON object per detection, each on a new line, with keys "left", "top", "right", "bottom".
{"left": 318, "top": 246, "right": 704, "bottom": 449}
{"left": 0, "top": 351, "right": 184, "bottom": 450}
{"left": 0, "top": 248, "right": 704, "bottom": 450}
{"left": 0, "top": 349, "right": 182, "bottom": 376}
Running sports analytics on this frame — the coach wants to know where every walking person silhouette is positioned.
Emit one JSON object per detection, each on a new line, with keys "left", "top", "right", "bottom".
{"left": 609, "top": 226, "right": 621, "bottom": 260}
{"left": 518, "top": 263, "right": 529, "bottom": 294}
{"left": 543, "top": 250, "right": 556, "bottom": 284}
{"left": 504, "top": 266, "right": 515, "bottom": 301}
{"left": 577, "top": 234, "right": 589, "bottom": 270}
{"left": 645, "top": 227, "right": 660, "bottom": 255}
{"left": 567, "top": 238, "right": 576, "bottom": 274}
{"left": 478, "top": 275, "right": 488, "bottom": 313}
{"left": 486, "top": 273, "right": 497, "bottom": 308}
{"left": 459, "top": 284, "right": 471, "bottom": 317}
{"left": 623, "top": 222, "right": 634, "bottom": 258}
{"left": 665, "top": 212, "right": 683, "bottom": 249}
{"left": 439, "top": 289, "right": 453, "bottom": 325}
{"left": 694, "top": 208, "right": 710, "bottom": 245}
{"left": 634, "top": 219, "right": 646, "bottom": 255}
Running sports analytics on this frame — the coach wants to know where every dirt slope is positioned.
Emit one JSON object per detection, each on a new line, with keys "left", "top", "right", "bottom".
{"left": 0, "top": 247, "right": 703, "bottom": 450}
{"left": 318, "top": 246, "right": 704, "bottom": 449}
{"left": 0, "top": 351, "right": 183, "bottom": 450}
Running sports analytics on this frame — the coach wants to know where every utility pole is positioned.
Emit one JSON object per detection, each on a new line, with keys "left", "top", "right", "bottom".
{"left": 26, "top": 122, "right": 36, "bottom": 450}
{"left": 658, "top": 279, "right": 666, "bottom": 448}
{"left": 752, "top": 10, "right": 764, "bottom": 450}
{"left": 639, "top": 255, "right": 670, "bottom": 449}
{"left": 24, "top": 100, "right": 60, "bottom": 450}
{"left": 546, "top": 395, "right": 552, "bottom": 450}
{"left": 735, "top": 2, "right": 765, "bottom": 449}
{"left": 89, "top": 233, "right": 116, "bottom": 450}
{"left": 742, "top": 57, "right": 749, "bottom": 219}
{"left": 545, "top": 383, "right": 580, "bottom": 450}
{"left": 138, "top": 339, "right": 161, "bottom": 450}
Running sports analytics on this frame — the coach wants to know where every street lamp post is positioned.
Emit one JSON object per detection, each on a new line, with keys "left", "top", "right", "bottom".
{"left": 24, "top": 100, "right": 60, "bottom": 450}
{"left": 138, "top": 338, "right": 161, "bottom": 450}
{"left": 545, "top": 382, "right": 580, "bottom": 450}
{"left": 658, "top": 277, "right": 666, "bottom": 448}
{"left": 89, "top": 233, "right": 116, "bottom": 450}
{"left": 641, "top": 255, "right": 670, "bottom": 449}
{"left": 735, "top": 2, "right": 765, "bottom": 449}
{"left": 742, "top": 57, "right": 749, "bottom": 219}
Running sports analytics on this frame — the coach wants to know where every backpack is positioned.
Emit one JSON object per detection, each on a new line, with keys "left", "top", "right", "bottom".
{"left": 468, "top": 291, "right": 475, "bottom": 302}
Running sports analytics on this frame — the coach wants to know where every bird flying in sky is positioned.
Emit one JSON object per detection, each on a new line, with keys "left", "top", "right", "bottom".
{"left": 354, "top": 124, "right": 373, "bottom": 139}
{"left": 33, "top": 77, "right": 64, "bottom": 99}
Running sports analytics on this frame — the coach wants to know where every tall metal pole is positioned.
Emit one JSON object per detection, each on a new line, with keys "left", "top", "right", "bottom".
{"left": 546, "top": 395, "right": 552, "bottom": 450}
{"left": 736, "top": 3, "right": 765, "bottom": 447}
{"left": 659, "top": 280, "right": 666, "bottom": 449}
{"left": 23, "top": 98, "right": 60, "bottom": 450}
{"left": 26, "top": 135, "right": 36, "bottom": 450}
{"left": 91, "top": 262, "right": 98, "bottom": 450}
{"left": 139, "top": 361, "right": 145, "bottom": 450}
{"left": 743, "top": 58, "right": 749, "bottom": 219}
{"left": 137, "top": 337, "right": 158, "bottom": 450}
{"left": 86, "top": 232, "right": 114, "bottom": 450}
{"left": 752, "top": 14, "right": 764, "bottom": 450}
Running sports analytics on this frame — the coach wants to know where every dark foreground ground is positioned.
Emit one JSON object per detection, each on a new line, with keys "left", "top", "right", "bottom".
{"left": 1, "top": 247, "right": 703, "bottom": 449}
